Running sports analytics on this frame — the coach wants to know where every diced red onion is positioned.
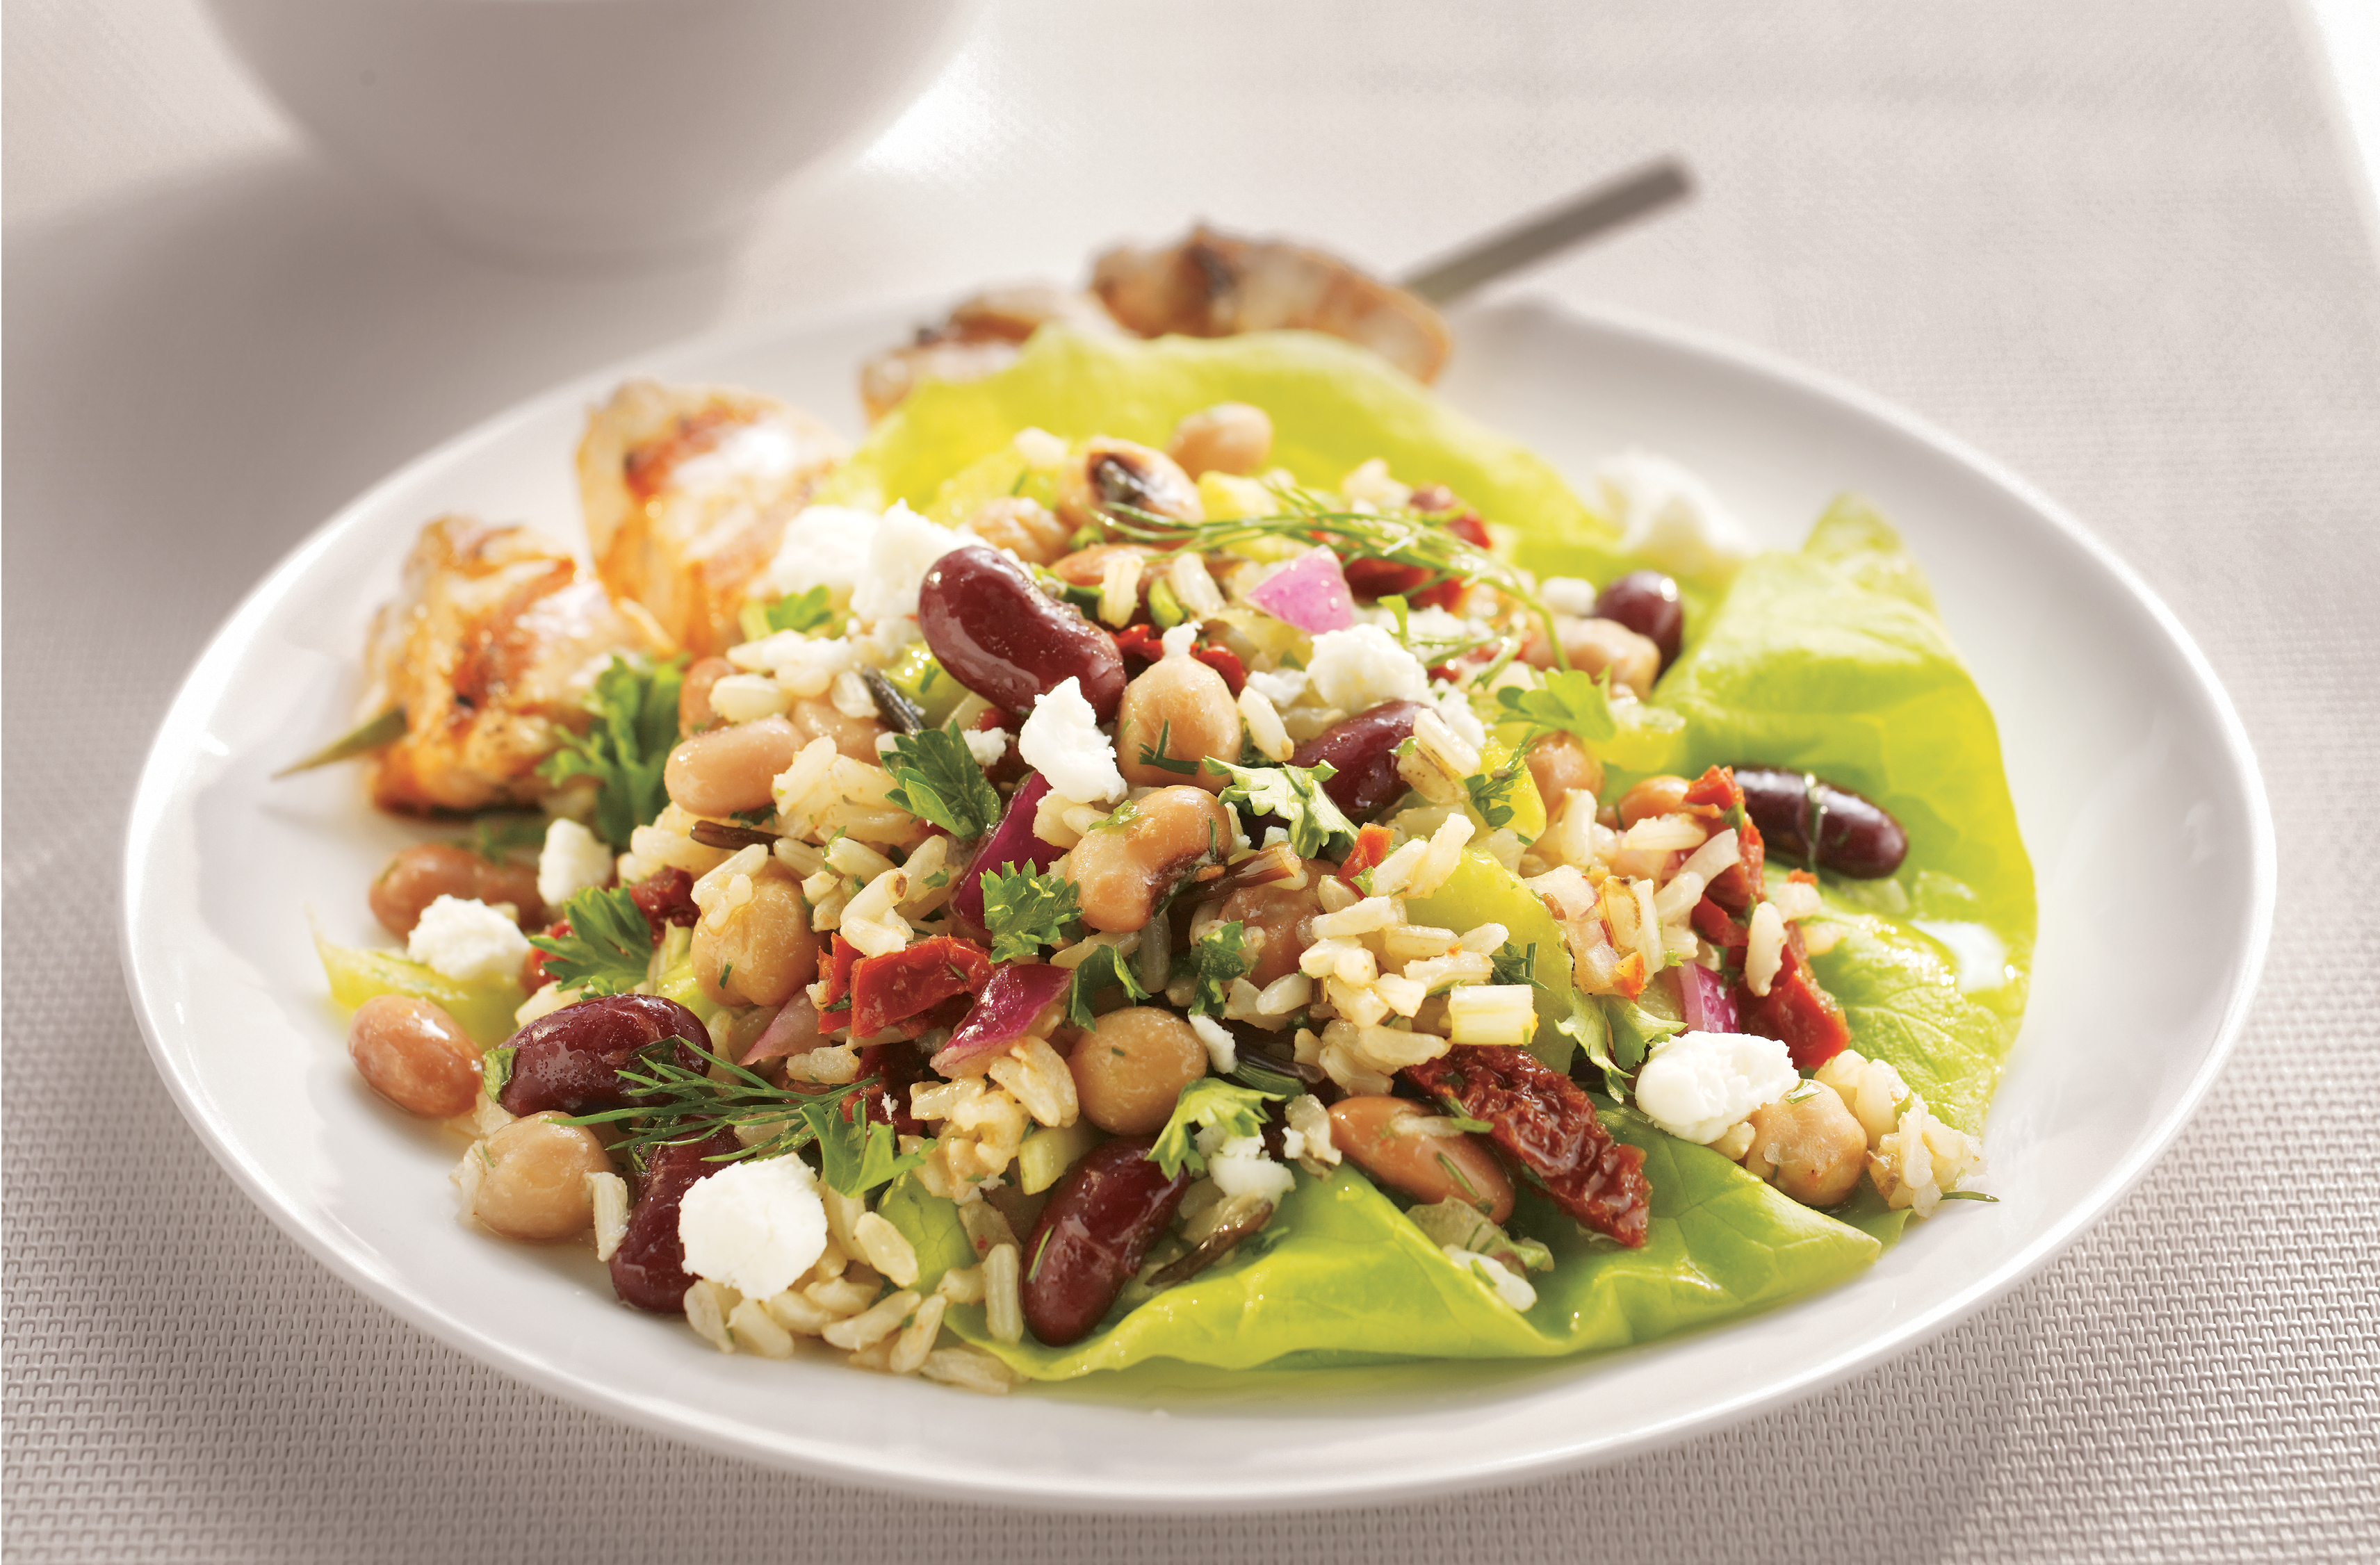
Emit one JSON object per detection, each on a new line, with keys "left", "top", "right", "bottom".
{"left": 947, "top": 773, "right": 1059, "bottom": 939}
{"left": 931, "top": 962, "right": 1075, "bottom": 1074}
{"left": 740, "top": 997, "right": 818, "bottom": 1065}
{"left": 1245, "top": 547, "right": 1355, "bottom": 634}
{"left": 1678, "top": 960, "right": 1737, "bottom": 1035}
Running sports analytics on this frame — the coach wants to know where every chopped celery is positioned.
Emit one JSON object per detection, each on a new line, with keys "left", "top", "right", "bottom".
{"left": 880, "top": 642, "right": 963, "bottom": 728}
{"left": 1403, "top": 849, "right": 1575, "bottom": 1072}
{"left": 1018, "top": 1120, "right": 1102, "bottom": 1195}
{"left": 651, "top": 959, "right": 722, "bottom": 1029}
{"left": 877, "top": 1174, "right": 976, "bottom": 1290}
{"left": 314, "top": 935, "right": 523, "bottom": 1047}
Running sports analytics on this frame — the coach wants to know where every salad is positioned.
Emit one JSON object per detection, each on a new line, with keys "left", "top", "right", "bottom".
{"left": 309, "top": 251, "right": 2031, "bottom": 1395}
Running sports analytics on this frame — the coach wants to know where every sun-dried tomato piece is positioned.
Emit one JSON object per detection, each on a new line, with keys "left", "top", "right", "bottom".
{"left": 1736, "top": 939, "right": 1851, "bottom": 1070}
{"left": 1403, "top": 1046, "right": 1650, "bottom": 1247}
{"left": 1114, "top": 623, "right": 1164, "bottom": 666}
{"left": 1192, "top": 642, "right": 1246, "bottom": 696}
{"left": 1683, "top": 766, "right": 1764, "bottom": 914}
{"left": 1338, "top": 822, "right": 1395, "bottom": 883}
{"left": 849, "top": 935, "right": 994, "bottom": 1038}
{"left": 628, "top": 868, "right": 699, "bottom": 940}
{"left": 1690, "top": 897, "right": 1747, "bottom": 958}
{"left": 854, "top": 1040, "right": 929, "bottom": 1134}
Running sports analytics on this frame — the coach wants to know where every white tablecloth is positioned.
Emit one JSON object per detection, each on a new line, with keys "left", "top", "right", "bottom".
{"left": 7, "top": 1, "right": 2377, "bottom": 1558}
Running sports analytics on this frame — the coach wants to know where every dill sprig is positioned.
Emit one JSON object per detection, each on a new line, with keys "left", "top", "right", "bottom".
{"left": 562, "top": 1040, "right": 864, "bottom": 1166}
{"left": 1103, "top": 485, "right": 1564, "bottom": 664}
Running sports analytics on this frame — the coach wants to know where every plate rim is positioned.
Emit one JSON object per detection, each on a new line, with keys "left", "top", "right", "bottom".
{"left": 117, "top": 292, "right": 2276, "bottom": 1510}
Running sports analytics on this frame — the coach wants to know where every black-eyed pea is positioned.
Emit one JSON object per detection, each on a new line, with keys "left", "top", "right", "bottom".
{"left": 1743, "top": 1084, "right": 1868, "bottom": 1207}
{"left": 1165, "top": 402, "right": 1273, "bottom": 478}
{"left": 1523, "top": 732, "right": 1604, "bottom": 810}
{"left": 1063, "top": 785, "right": 1234, "bottom": 933}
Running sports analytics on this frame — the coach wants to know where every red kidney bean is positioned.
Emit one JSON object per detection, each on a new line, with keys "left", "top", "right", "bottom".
{"left": 608, "top": 1129, "right": 741, "bottom": 1313}
{"left": 919, "top": 545, "right": 1125, "bottom": 721}
{"left": 1289, "top": 700, "right": 1426, "bottom": 822}
{"left": 1020, "top": 1137, "right": 1191, "bottom": 1346}
{"left": 1734, "top": 767, "right": 1909, "bottom": 878}
{"left": 498, "top": 993, "right": 706, "bottom": 1118}
{"left": 1592, "top": 570, "right": 1684, "bottom": 669}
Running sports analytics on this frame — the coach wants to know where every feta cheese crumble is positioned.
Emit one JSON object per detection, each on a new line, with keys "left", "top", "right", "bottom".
{"left": 851, "top": 501, "right": 970, "bottom": 623}
{"left": 1244, "top": 667, "right": 1307, "bottom": 709}
{"left": 1187, "top": 1013, "right": 1238, "bottom": 1074}
{"left": 676, "top": 1153, "right": 829, "bottom": 1301}
{"left": 406, "top": 896, "right": 532, "bottom": 983}
{"left": 1198, "top": 1126, "right": 1296, "bottom": 1205}
{"left": 536, "top": 818, "right": 614, "bottom": 910}
{"left": 757, "top": 505, "right": 879, "bottom": 602}
{"left": 1160, "top": 623, "right": 1200, "bottom": 661}
{"left": 1307, "top": 623, "right": 1429, "bottom": 713}
{"left": 1591, "top": 450, "right": 1754, "bottom": 582}
{"left": 1538, "top": 575, "right": 1601, "bottom": 618}
{"left": 1445, "top": 1246, "right": 1537, "bottom": 1310}
{"left": 962, "top": 726, "right": 1011, "bottom": 768}
{"left": 1633, "top": 1029, "right": 1800, "bottom": 1145}
{"left": 1018, "top": 676, "right": 1125, "bottom": 804}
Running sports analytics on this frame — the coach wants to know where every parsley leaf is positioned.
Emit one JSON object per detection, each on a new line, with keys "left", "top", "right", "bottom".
{"left": 528, "top": 885, "right": 654, "bottom": 994}
{"left": 980, "top": 867, "right": 1081, "bottom": 963}
{"left": 1066, "top": 942, "right": 1150, "bottom": 1029}
{"left": 537, "top": 654, "right": 687, "bottom": 848}
{"left": 799, "top": 1097, "right": 929, "bottom": 1196}
{"left": 1207, "top": 758, "right": 1357, "bottom": 859}
{"left": 1464, "top": 750, "right": 1529, "bottom": 830}
{"left": 1490, "top": 940, "right": 1538, "bottom": 988}
{"left": 1150, "top": 1077, "right": 1285, "bottom": 1179}
{"left": 760, "top": 585, "right": 836, "bottom": 635}
{"left": 883, "top": 719, "right": 1002, "bottom": 839}
{"left": 464, "top": 813, "right": 546, "bottom": 863}
{"left": 1495, "top": 668, "right": 1617, "bottom": 744}
{"left": 1190, "top": 921, "right": 1249, "bottom": 1016}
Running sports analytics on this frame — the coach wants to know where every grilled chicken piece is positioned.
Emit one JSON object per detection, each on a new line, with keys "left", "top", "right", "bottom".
{"left": 1091, "top": 226, "right": 1451, "bottom": 384}
{"left": 577, "top": 380, "right": 847, "bottom": 655}
{"left": 363, "top": 516, "right": 669, "bottom": 816}
{"left": 858, "top": 284, "right": 1118, "bottom": 422}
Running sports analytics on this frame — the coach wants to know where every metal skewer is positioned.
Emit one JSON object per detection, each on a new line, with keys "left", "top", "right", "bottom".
{"left": 1399, "top": 156, "right": 1694, "bottom": 305}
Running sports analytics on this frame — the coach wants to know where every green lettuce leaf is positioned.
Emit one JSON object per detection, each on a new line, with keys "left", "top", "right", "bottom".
{"left": 824, "top": 331, "right": 2030, "bottom": 1377}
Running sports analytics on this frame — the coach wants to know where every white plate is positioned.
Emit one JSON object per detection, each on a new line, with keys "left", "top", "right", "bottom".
{"left": 120, "top": 297, "right": 2273, "bottom": 1510}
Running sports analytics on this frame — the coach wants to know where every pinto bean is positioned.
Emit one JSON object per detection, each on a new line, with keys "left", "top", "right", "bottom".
{"left": 1734, "top": 767, "right": 1909, "bottom": 878}
{"left": 1070, "top": 1007, "right": 1211, "bottom": 1135}
{"left": 1052, "top": 439, "right": 1202, "bottom": 534}
{"left": 678, "top": 656, "right": 735, "bottom": 737}
{"left": 1616, "top": 773, "right": 1692, "bottom": 828}
{"left": 1523, "top": 732, "right": 1604, "bottom": 812}
{"left": 1116, "top": 657, "right": 1240, "bottom": 792}
{"left": 1019, "top": 1137, "right": 1191, "bottom": 1345}
{"left": 1289, "top": 700, "right": 1426, "bottom": 822}
{"left": 786, "top": 695, "right": 883, "bottom": 764}
{"left": 663, "top": 715, "right": 801, "bottom": 817}
{"left": 498, "top": 993, "right": 706, "bottom": 1118}
{"left": 1063, "top": 786, "right": 1234, "bottom": 933}
{"left": 966, "top": 495, "right": 1073, "bottom": 565}
{"left": 1165, "top": 402, "right": 1273, "bottom": 478}
{"left": 1744, "top": 1082, "right": 1868, "bottom": 1206}
{"left": 370, "top": 843, "right": 543, "bottom": 937}
{"left": 469, "top": 1113, "right": 612, "bottom": 1241}
{"left": 692, "top": 871, "right": 817, "bottom": 1008}
{"left": 1328, "top": 1096, "right": 1514, "bottom": 1223}
{"left": 919, "top": 545, "right": 1126, "bottom": 721}
{"left": 1216, "top": 866, "right": 1330, "bottom": 986}
{"left": 347, "top": 995, "right": 480, "bottom": 1117}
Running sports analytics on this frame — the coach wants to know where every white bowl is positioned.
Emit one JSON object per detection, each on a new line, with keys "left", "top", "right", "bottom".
{"left": 203, "top": 0, "right": 978, "bottom": 261}
{"left": 120, "top": 297, "right": 2272, "bottom": 1507}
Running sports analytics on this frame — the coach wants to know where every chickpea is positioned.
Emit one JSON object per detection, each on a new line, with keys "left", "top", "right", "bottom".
{"left": 1070, "top": 1008, "right": 1210, "bottom": 1135}
{"left": 470, "top": 1113, "right": 612, "bottom": 1241}
{"left": 1217, "top": 865, "right": 1330, "bottom": 985}
{"left": 347, "top": 995, "right": 480, "bottom": 1118}
{"left": 966, "top": 495, "right": 1073, "bottom": 565}
{"left": 1328, "top": 1097, "right": 1514, "bottom": 1223}
{"left": 1064, "top": 786, "right": 1234, "bottom": 933}
{"left": 1617, "top": 773, "right": 1693, "bottom": 828}
{"left": 678, "top": 655, "right": 735, "bottom": 737}
{"left": 370, "top": 843, "right": 543, "bottom": 937}
{"left": 1743, "top": 1083, "right": 1868, "bottom": 1207}
{"left": 662, "top": 714, "right": 801, "bottom": 817}
{"left": 692, "top": 870, "right": 818, "bottom": 1008}
{"left": 1116, "top": 657, "right": 1241, "bottom": 793}
{"left": 1524, "top": 732, "right": 1604, "bottom": 812}
{"left": 1166, "top": 402, "right": 1273, "bottom": 478}
{"left": 786, "top": 696, "right": 883, "bottom": 764}
{"left": 1557, "top": 616, "right": 1662, "bottom": 699}
{"left": 1052, "top": 439, "right": 1202, "bottom": 534}
{"left": 1050, "top": 542, "right": 1154, "bottom": 589}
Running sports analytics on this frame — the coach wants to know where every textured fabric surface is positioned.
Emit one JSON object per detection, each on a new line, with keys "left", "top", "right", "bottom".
{"left": 7, "top": 1, "right": 2378, "bottom": 1559}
